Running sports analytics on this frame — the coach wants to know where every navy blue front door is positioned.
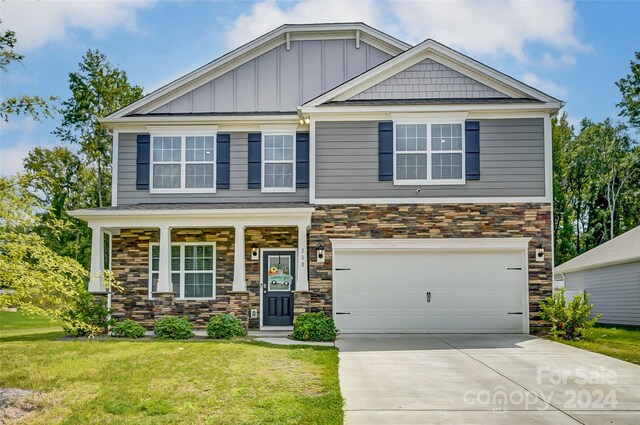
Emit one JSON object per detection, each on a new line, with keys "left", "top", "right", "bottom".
{"left": 262, "top": 251, "right": 295, "bottom": 326}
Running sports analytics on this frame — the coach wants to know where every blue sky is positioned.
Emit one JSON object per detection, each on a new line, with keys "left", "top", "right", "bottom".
{"left": 1, "top": 0, "right": 639, "bottom": 175}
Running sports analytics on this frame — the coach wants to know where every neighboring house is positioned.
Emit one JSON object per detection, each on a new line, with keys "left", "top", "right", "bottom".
{"left": 70, "top": 23, "right": 562, "bottom": 334}
{"left": 555, "top": 226, "right": 640, "bottom": 326}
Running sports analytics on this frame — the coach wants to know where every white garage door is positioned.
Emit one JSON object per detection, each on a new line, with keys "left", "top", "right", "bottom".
{"left": 333, "top": 248, "right": 527, "bottom": 333}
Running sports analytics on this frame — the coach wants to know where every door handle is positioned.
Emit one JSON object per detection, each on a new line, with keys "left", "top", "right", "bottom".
{"left": 427, "top": 291, "right": 431, "bottom": 303}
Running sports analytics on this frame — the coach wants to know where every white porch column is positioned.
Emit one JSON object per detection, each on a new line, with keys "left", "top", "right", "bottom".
{"left": 232, "top": 225, "right": 246, "bottom": 291}
{"left": 156, "top": 225, "right": 173, "bottom": 293}
{"left": 89, "top": 224, "right": 105, "bottom": 293}
{"left": 296, "top": 224, "right": 309, "bottom": 291}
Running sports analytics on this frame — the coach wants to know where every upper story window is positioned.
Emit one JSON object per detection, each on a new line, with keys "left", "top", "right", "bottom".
{"left": 394, "top": 122, "right": 464, "bottom": 185}
{"left": 262, "top": 133, "right": 295, "bottom": 192}
{"left": 151, "top": 133, "right": 216, "bottom": 193}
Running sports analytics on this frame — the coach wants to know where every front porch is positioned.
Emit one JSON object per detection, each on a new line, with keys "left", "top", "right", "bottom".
{"left": 70, "top": 204, "right": 315, "bottom": 329}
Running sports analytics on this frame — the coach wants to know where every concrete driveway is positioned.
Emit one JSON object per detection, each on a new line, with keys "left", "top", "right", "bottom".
{"left": 336, "top": 334, "right": 640, "bottom": 424}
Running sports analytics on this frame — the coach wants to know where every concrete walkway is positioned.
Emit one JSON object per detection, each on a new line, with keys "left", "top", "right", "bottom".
{"left": 336, "top": 334, "right": 640, "bottom": 424}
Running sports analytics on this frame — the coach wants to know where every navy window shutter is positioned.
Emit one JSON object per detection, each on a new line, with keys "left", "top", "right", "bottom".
{"left": 216, "top": 133, "right": 230, "bottom": 189}
{"left": 136, "top": 134, "right": 150, "bottom": 190}
{"left": 296, "top": 132, "right": 309, "bottom": 188}
{"left": 247, "top": 133, "right": 261, "bottom": 189}
{"left": 465, "top": 121, "right": 480, "bottom": 180}
{"left": 378, "top": 121, "right": 393, "bottom": 181}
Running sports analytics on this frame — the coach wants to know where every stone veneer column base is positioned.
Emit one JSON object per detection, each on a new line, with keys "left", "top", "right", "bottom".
{"left": 228, "top": 291, "right": 250, "bottom": 328}
{"left": 152, "top": 293, "right": 175, "bottom": 317}
{"left": 293, "top": 291, "right": 313, "bottom": 319}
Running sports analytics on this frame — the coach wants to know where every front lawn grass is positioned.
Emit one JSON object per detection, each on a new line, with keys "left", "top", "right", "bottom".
{"left": 556, "top": 324, "right": 640, "bottom": 365}
{"left": 0, "top": 312, "right": 343, "bottom": 424}
{"left": 0, "top": 310, "right": 63, "bottom": 340}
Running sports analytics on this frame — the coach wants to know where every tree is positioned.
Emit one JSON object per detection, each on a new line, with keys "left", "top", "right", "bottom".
{"left": 576, "top": 119, "right": 639, "bottom": 241}
{"left": 617, "top": 51, "right": 640, "bottom": 131}
{"left": 55, "top": 49, "right": 143, "bottom": 207}
{"left": 0, "top": 27, "right": 56, "bottom": 121}
{"left": 22, "top": 147, "right": 94, "bottom": 267}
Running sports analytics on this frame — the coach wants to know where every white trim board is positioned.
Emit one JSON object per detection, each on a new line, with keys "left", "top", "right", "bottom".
{"left": 313, "top": 197, "right": 551, "bottom": 205}
{"left": 330, "top": 237, "right": 532, "bottom": 250}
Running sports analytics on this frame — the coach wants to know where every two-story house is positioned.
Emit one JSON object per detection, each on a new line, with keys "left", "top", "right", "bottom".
{"left": 71, "top": 23, "right": 562, "bottom": 333}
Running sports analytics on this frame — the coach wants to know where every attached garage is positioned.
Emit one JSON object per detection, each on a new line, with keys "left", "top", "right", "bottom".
{"left": 332, "top": 238, "right": 531, "bottom": 333}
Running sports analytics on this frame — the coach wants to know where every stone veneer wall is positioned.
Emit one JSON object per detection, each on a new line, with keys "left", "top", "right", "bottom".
{"left": 110, "top": 227, "right": 296, "bottom": 330}
{"left": 307, "top": 203, "right": 553, "bottom": 331}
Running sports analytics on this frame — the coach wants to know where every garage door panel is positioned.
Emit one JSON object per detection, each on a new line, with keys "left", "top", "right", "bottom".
{"left": 334, "top": 249, "right": 526, "bottom": 333}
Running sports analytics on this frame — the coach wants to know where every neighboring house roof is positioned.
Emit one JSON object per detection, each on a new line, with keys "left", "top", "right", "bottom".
{"left": 104, "top": 22, "right": 410, "bottom": 120}
{"left": 303, "top": 38, "right": 563, "bottom": 110}
{"left": 555, "top": 226, "right": 640, "bottom": 274}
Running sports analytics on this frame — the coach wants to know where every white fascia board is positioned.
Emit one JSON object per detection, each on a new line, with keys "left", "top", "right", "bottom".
{"left": 302, "top": 102, "right": 562, "bottom": 115}
{"left": 298, "top": 110, "right": 549, "bottom": 123}
{"left": 147, "top": 125, "right": 219, "bottom": 134}
{"left": 330, "top": 237, "right": 532, "bottom": 251}
{"left": 556, "top": 257, "right": 640, "bottom": 275}
{"left": 314, "top": 197, "right": 552, "bottom": 205}
{"left": 100, "top": 114, "right": 301, "bottom": 131}
{"left": 305, "top": 39, "right": 562, "bottom": 108}
{"left": 108, "top": 24, "right": 409, "bottom": 119}
{"left": 259, "top": 123, "right": 300, "bottom": 133}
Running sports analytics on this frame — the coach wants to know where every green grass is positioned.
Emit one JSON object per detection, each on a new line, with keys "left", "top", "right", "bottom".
{"left": 0, "top": 311, "right": 343, "bottom": 424}
{"left": 556, "top": 324, "right": 640, "bottom": 365}
{"left": 0, "top": 310, "right": 64, "bottom": 339}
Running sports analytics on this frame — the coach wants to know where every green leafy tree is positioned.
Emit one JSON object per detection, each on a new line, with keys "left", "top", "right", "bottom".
{"left": 55, "top": 49, "right": 143, "bottom": 207}
{"left": 22, "top": 147, "right": 94, "bottom": 267}
{"left": 617, "top": 51, "right": 640, "bottom": 131}
{"left": 0, "top": 27, "right": 56, "bottom": 121}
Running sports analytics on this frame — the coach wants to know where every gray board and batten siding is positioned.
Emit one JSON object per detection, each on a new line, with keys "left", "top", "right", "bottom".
{"left": 149, "top": 40, "right": 392, "bottom": 114}
{"left": 564, "top": 262, "right": 640, "bottom": 326}
{"left": 117, "top": 132, "right": 308, "bottom": 205}
{"left": 350, "top": 58, "right": 511, "bottom": 100}
{"left": 315, "top": 118, "right": 546, "bottom": 199}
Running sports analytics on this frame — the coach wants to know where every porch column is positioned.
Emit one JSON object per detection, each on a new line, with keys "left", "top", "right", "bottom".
{"left": 233, "top": 225, "right": 246, "bottom": 291}
{"left": 88, "top": 224, "right": 106, "bottom": 293}
{"left": 296, "top": 224, "right": 309, "bottom": 291}
{"left": 156, "top": 225, "right": 173, "bottom": 294}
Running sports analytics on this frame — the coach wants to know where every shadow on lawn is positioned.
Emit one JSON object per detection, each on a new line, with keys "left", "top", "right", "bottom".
{"left": 0, "top": 332, "right": 66, "bottom": 343}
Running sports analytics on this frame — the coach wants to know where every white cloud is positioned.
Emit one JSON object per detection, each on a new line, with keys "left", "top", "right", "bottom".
{"left": 1, "top": 0, "right": 153, "bottom": 52}
{"left": 224, "top": 0, "right": 382, "bottom": 48}
{"left": 542, "top": 52, "right": 577, "bottom": 68}
{"left": 390, "top": 0, "right": 587, "bottom": 62}
{"left": 521, "top": 72, "right": 567, "bottom": 98}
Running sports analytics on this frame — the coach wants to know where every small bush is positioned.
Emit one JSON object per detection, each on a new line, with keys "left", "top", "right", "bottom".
{"left": 206, "top": 314, "right": 247, "bottom": 339}
{"left": 154, "top": 316, "right": 193, "bottom": 340}
{"left": 112, "top": 319, "right": 146, "bottom": 338}
{"left": 61, "top": 290, "right": 114, "bottom": 336}
{"left": 291, "top": 312, "right": 338, "bottom": 341}
{"left": 540, "top": 289, "right": 602, "bottom": 340}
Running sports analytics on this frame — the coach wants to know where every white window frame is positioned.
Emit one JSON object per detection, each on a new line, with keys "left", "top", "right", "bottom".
{"left": 393, "top": 120, "right": 466, "bottom": 186}
{"left": 149, "top": 127, "right": 218, "bottom": 194}
{"left": 261, "top": 131, "right": 296, "bottom": 193}
{"left": 148, "top": 242, "right": 216, "bottom": 300}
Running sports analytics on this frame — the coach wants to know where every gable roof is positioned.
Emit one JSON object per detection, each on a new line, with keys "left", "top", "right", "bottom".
{"left": 105, "top": 23, "right": 410, "bottom": 120}
{"left": 555, "top": 226, "right": 640, "bottom": 275}
{"left": 303, "top": 38, "right": 563, "bottom": 110}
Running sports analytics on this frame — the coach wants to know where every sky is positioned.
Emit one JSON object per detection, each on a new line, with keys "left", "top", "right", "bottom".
{"left": 1, "top": 0, "right": 639, "bottom": 175}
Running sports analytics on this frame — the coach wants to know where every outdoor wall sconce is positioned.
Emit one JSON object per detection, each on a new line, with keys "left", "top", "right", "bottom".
{"left": 535, "top": 244, "right": 545, "bottom": 262}
{"left": 251, "top": 244, "right": 259, "bottom": 261}
{"left": 317, "top": 244, "right": 325, "bottom": 263}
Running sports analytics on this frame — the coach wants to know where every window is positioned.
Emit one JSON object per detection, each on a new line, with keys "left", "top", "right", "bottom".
{"left": 262, "top": 134, "right": 295, "bottom": 192}
{"left": 151, "top": 134, "right": 216, "bottom": 192}
{"left": 149, "top": 243, "right": 215, "bottom": 299}
{"left": 395, "top": 122, "right": 464, "bottom": 184}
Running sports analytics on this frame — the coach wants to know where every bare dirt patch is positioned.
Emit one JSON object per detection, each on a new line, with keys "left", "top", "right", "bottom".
{"left": 0, "top": 388, "right": 43, "bottom": 423}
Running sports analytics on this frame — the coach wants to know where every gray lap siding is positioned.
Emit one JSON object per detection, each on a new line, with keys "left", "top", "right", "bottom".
{"left": 314, "top": 118, "right": 546, "bottom": 199}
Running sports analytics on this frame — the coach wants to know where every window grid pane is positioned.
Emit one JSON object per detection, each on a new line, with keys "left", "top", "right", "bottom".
{"left": 396, "top": 124, "right": 427, "bottom": 152}
{"left": 396, "top": 153, "right": 428, "bottom": 180}
{"left": 432, "top": 153, "right": 463, "bottom": 180}
{"left": 150, "top": 244, "right": 214, "bottom": 298}
{"left": 153, "top": 164, "right": 181, "bottom": 189}
{"left": 264, "top": 134, "right": 294, "bottom": 189}
{"left": 186, "top": 164, "right": 214, "bottom": 189}
{"left": 186, "top": 136, "right": 214, "bottom": 162}
{"left": 431, "top": 124, "right": 462, "bottom": 151}
{"left": 265, "top": 163, "right": 293, "bottom": 188}
{"left": 153, "top": 137, "right": 181, "bottom": 162}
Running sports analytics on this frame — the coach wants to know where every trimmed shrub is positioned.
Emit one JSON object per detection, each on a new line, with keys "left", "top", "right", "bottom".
{"left": 540, "top": 289, "right": 602, "bottom": 340}
{"left": 206, "top": 314, "right": 247, "bottom": 339}
{"left": 154, "top": 316, "right": 193, "bottom": 340}
{"left": 291, "top": 312, "right": 338, "bottom": 342}
{"left": 61, "top": 290, "right": 114, "bottom": 336}
{"left": 112, "top": 319, "right": 146, "bottom": 338}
